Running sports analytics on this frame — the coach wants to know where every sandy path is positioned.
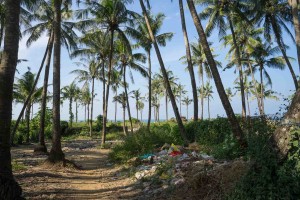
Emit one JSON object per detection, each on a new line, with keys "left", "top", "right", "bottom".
{"left": 12, "top": 140, "right": 142, "bottom": 200}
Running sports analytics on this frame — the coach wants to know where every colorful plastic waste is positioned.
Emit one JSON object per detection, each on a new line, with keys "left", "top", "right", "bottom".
{"left": 169, "top": 151, "right": 182, "bottom": 157}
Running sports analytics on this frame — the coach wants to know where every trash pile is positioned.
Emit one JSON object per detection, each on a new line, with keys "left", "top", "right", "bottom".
{"left": 125, "top": 143, "right": 213, "bottom": 196}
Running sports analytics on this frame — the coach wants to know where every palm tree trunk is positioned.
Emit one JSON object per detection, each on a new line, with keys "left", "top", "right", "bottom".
{"left": 36, "top": 34, "right": 54, "bottom": 153}
{"left": 75, "top": 100, "right": 78, "bottom": 123}
{"left": 102, "top": 61, "right": 106, "bottom": 123}
{"left": 246, "top": 92, "right": 251, "bottom": 117}
{"left": 260, "top": 65, "right": 265, "bottom": 116}
{"left": 179, "top": 92, "right": 182, "bottom": 116}
{"left": 87, "top": 102, "right": 90, "bottom": 125}
{"left": 247, "top": 58, "right": 262, "bottom": 115}
{"left": 122, "top": 106, "right": 127, "bottom": 135}
{"left": 89, "top": 78, "right": 95, "bottom": 137}
{"left": 31, "top": 103, "right": 34, "bottom": 120}
{"left": 290, "top": 0, "right": 300, "bottom": 73}
{"left": 228, "top": 18, "right": 247, "bottom": 120}
{"left": 179, "top": 0, "right": 198, "bottom": 121}
{"left": 115, "top": 90, "right": 117, "bottom": 123}
{"left": 11, "top": 35, "right": 52, "bottom": 145}
{"left": 123, "top": 65, "right": 133, "bottom": 134}
{"left": 201, "top": 66, "right": 205, "bottom": 120}
{"left": 0, "top": 0, "right": 21, "bottom": 182}
{"left": 136, "top": 100, "right": 138, "bottom": 120}
{"left": 147, "top": 50, "right": 152, "bottom": 130}
{"left": 140, "top": 0, "right": 188, "bottom": 144}
{"left": 84, "top": 104, "right": 86, "bottom": 122}
{"left": 271, "top": 88, "right": 300, "bottom": 160}
{"left": 165, "top": 92, "right": 168, "bottom": 121}
{"left": 25, "top": 103, "right": 31, "bottom": 143}
{"left": 187, "top": 0, "right": 245, "bottom": 146}
{"left": 102, "top": 30, "right": 114, "bottom": 145}
{"left": 271, "top": 17, "right": 298, "bottom": 90}
{"left": 48, "top": 0, "right": 64, "bottom": 162}
{"left": 208, "top": 97, "right": 210, "bottom": 120}
{"left": 69, "top": 97, "right": 73, "bottom": 127}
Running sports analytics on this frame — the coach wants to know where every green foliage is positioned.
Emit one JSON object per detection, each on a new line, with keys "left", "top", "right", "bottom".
{"left": 60, "top": 121, "right": 69, "bottom": 135}
{"left": 96, "top": 115, "right": 103, "bottom": 131}
{"left": 227, "top": 128, "right": 300, "bottom": 199}
{"left": 12, "top": 160, "right": 26, "bottom": 172}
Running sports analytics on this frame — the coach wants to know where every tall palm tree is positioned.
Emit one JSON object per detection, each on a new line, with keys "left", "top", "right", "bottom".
{"left": 178, "top": 0, "right": 198, "bottom": 121}
{"left": 111, "top": 70, "right": 122, "bottom": 123}
{"left": 81, "top": 85, "right": 92, "bottom": 124}
{"left": 203, "top": 82, "right": 214, "bottom": 120}
{"left": 151, "top": 77, "right": 164, "bottom": 122}
{"left": 14, "top": 70, "right": 43, "bottom": 143}
{"left": 127, "top": 11, "right": 173, "bottom": 130}
{"left": 73, "top": 87, "right": 81, "bottom": 123}
{"left": 79, "top": 0, "right": 137, "bottom": 145}
{"left": 132, "top": 89, "right": 142, "bottom": 120}
{"left": 174, "top": 84, "right": 187, "bottom": 116}
{"left": 154, "top": 70, "right": 178, "bottom": 121}
{"left": 137, "top": 100, "right": 145, "bottom": 121}
{"left": 116, "top": 39, "right": 147, "bottom": 133}
{"left": 0, "top": 0, "right": 23, "bottom": 193}
{"left": 61, "top": 81, "right": 78, "bottom": 128}
{"left": 225, "top": 88, "right": 235, "bottom": 102}
{"left": 71, "top": 58, "right": 100, "bottom": 136}
{"left": 186, "top": 0, "right": 244, "bottom": 146}
{"left": 113, "top": 92, "right": 127, "bottom": 135}
{"left": 182, "top": 96, "right": 192, "bottom": 120}
{"left": 199, "top": 0, "right": 250, "bottom": 120}
{"left": 253, "top": 0, "right": 298, "bottom": 90}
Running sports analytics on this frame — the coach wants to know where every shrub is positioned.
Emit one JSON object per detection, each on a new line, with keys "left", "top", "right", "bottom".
{"left": 95, "top": 115, "right": 103, "bottom": 131}
{"left": 60, "top": 121, "right": 69, "bottom": 135}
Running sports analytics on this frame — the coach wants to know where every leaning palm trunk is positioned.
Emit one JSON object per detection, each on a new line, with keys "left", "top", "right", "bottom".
{"left": 271, "top": 17, "right": 298, "bottom": 90}
{"left": 179, "top": 0, "right": 198, "bottom": 121}
{"left": 140, "top": 0, "right": 188, "bottom": 144}
{"left": 186, "top": 0, "right": 245, "bottom": 146}
{"left": 102, "top": 30, "right": 114, "bottom": 145}
{"left": 123, "top": 65, "right": 133, "bottom": 134}
{"left": 89, "top": 78, "right": 95, "bottom": 137}
{"left": 289, "top": 0, "right": 300, "bottom": 73}
{"left": 48, "top": 0, "right": 64, "bottom": 162}
{"left": 0, "top": 1, "right": 23, "bottom": 196}
{"left": 228, "top": 18, "right": 247, "bottom": 120}
{"left": 11, "top": 35, "right": 52, "bottom": 145}
{"left": 271, "top": 88, "right": 300, "bottom": 160}
{"left": 147, "top": 50, "right": 152, "bottom": 130}
{"left": 35, "top": 35, "right": 53, "bottom": 153}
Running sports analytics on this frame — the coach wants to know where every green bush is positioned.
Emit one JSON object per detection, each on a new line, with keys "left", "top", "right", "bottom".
{"left": 95, "top": 115, "right": 103, "bottom": 131}
{"left": 60, "top": 121, "right": 69, "bottom": 135}
{"left": 227, "top": 128, "right": 300, "bottom": 199}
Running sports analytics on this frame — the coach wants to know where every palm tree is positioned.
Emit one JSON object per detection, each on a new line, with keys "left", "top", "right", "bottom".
{"left": 178, "top": 0, "right": 198, "bottom": 121}
{"left": 14, "top": 70, "right": 43, "bottom": 143}
{"left": 79, "top": 0, "right": 137, "bottom": 145}
{"left": 116, "top": 39, "right": 147, "bottom": 133}
{"left": 182, "top": 96, "right": 192, "bottom": 120}
{"left": 137, "top": 100, "right": 145, "bottom": 122}
{"left": 225, "top": 88, "right": 235, "bottom": 102}
{"left": 253, "top": 0, "right": 298, "bottom": 90}
{"left": 132, "top": 89, "right": 142, "bottom": 120}
{"left": 71, "top": 58, "right": 100, "bottom": 136}
{"left": 151, "top": 77, "right": 164, "bottom": 122}
{"left": 127, "top": 11, "right": 173, "bottom": 130}
{"left": 174, "top": 84, "right": 187, "bottom": 116}
{"left": 186, "top": 0, "right": 244, "bottom": 146}
{"left": 199, "top": 0, "right": 250, "bottom": 120}
{"left": 113, "top": 92, "right": 127, "bottom": 135}
{"left": 111, "top": 70, "right": 122, "bottom": 123}
{"left": 73, "top": 87, "right": 81, "bottom": 123}
{"left": 61, "top": 81, "right": 78, "bottom": 128}
{"left": 203, "top": 82, "right": 214, "bottom": 120}
{"left": 0, "top": 0, "right": 23, "bottom": 192}
{"left": 154, "top": 70, "right": 178, "bottom": 121}
{"left": 81, "top": 85, "right": 92, "bottom": 124}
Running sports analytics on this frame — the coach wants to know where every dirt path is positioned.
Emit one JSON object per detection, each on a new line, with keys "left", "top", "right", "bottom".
{"left": 12, "top": 140, "right": 142, "bottom": 200}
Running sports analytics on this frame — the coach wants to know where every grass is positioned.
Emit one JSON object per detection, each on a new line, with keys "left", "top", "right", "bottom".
{"left": 12, "top": 160, "right": 27, "bottom": 172}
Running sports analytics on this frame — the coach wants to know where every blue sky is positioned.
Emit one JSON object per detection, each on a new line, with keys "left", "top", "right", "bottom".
{"left": 13, "top": 1, "right": 298, "bottom": 121}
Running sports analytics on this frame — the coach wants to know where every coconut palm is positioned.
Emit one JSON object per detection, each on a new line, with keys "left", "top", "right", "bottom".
{"left": 73, "top": 87, "right": 81, "bottom": 123}
{"left": 113, "top": 92, "right": 127, "bottom": 135}
{"left": 186, "top": 0, "right": 244, "bottom": 146}
{"left": 131, "top": 89, "right": 142, "bottom": 120}
{"left": 61, "top": 81, "right": 79, "bottom": 128}
{"left": 81, "top": 85, "right": 92, "bottom": 124}
{"left": 203, "top": 82, "right": 214, "bottom": 120}
{"left": 151, "top": 77, "right": 164, "bottom": 122}
{"left": 178, "top": 0, "right": 198, "bottom": 121}
{"left": 154, "top": 70, "right": 178, "bottom": 121}
{"left": 71, "top": 58, "right": 100, "bottom": 136}
{"left": 116, "top": 40, "right": 147, "bottom": 133}
{"left": 136, "top": 0, "right": 188, "bottom": 144}
{"left": 14, "top": 70, "right": 43, "bottom": 143}
{"left": 77, "top": 0, "right": 137, "bottom": 145}
{"left": 174, "top": 84, "right": 187, "bottom": 116}
{"left": 137, "top": 100, "right": 145, "bottom": 121}
{"left": 225, "top": 88, "right": 235, "bottom": 102}
{"left": 198, "top": 0, "right": 251, "bottom": 120}
{"left": 182, "top": 96, "right": 192, "bottom": 120}
{"left": 252, "top": 0, "right": 298, "bottom": 90}
{"left": 111, "top": 70, "right": 122, "bottom": 123}
{"left": 127, "top": 11, "right": 173, "bottom": 130}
